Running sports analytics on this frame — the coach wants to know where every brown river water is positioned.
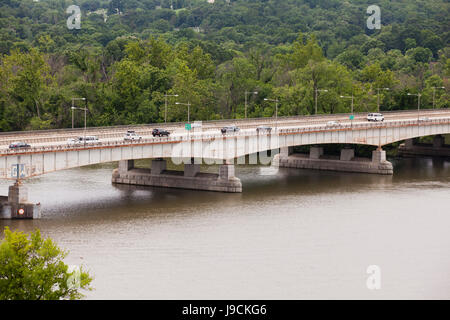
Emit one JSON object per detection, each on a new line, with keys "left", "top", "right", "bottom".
{"left": 1, "top": 157, "right": 449, "bottom": 299}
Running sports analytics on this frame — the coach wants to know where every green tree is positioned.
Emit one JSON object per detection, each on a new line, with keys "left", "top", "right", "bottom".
{"left": 287, "top": 33, "right": 324, "bottom": 69}
{"left": 0, "top": 48, "right": 53, "bottom": 130}
{"left": 0, "top": 227, "right": 92, "bottom": 300}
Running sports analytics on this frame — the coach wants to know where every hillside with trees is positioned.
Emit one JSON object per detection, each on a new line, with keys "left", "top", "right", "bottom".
{"left": 0, "top": 0, "right": 448, "bottom": 131}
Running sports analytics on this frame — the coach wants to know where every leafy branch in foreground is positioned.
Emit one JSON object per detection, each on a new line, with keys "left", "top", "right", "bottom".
{"left": 0, "top": 227, "right": 93, "bottom": 300}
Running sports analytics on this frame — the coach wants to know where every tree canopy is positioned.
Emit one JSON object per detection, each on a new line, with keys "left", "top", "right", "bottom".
{"left": 0, "top": 0, "right": 448, "bottom": 131}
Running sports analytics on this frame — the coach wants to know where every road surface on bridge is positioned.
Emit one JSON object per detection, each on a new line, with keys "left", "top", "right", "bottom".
{"left": 1, "top": 109, "right": 449, "bottom": 151}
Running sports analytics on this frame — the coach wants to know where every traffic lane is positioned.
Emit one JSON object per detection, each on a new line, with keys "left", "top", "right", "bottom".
{"left": 1, "top": 112, "right": 449, "bottom": 148}
{"left": 0, "top": 118, "right": 418, "bottom": 151}
{"left": 1, "top": 109, "right": 450, "bottom": 142}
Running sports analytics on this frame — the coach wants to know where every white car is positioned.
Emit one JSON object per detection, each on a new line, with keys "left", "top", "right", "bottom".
{"left": 67, "top": 136, "right": 99, "bottom": 145}
{"left": 191, "top": 121, "right": 202, "bottom": 129}
{"left": 124, "top": 130, "right": 142, "bottom": 141}
{"left": 326, "top": 120, "right": 340, "bottom": 127}
{"left": 367, "top": 113, "right": 384, "bottom": 122}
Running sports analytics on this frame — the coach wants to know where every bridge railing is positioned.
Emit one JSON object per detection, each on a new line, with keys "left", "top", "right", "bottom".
{"left": 2, "top": 110, "right": 449, "bottom": 147}
{"left": 1, "top": 117, "right": 449, "bottom": 155}
{"left": 1, "top": 108, "right": 449, "bottom": 139}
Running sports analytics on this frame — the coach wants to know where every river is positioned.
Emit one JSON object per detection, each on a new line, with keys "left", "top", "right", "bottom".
{"left": 1, "top": 157, "right": 449, "bottom": 299}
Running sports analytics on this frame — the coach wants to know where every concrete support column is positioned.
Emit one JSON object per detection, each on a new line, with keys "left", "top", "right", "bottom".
{"left": 433, "top": 135, "right": 445, "bottom": 148}
{"left": 372, "top": 149, "right": 387, "bottom": 163}
{"left": 219, "top": 164, "right": 235, "bottom": 180}
{"left": 8, "top": 182, "right": 28, "bottom": 204}
{"left": 340, "top": 148, "right": 355, "bottom": 161}
{"left": 184, "top": 164, "right": 200, "bottom": 177}
{"left": 280, "top": 147, "right": 293, "bottom": 159}
{"left": 151, "top": 159, "right": 166, "bottom": 175}
{"left": 309, "top": 146, "right": 324, "bottom": 159}
{"left": 118, "top": 160, "right": 134, "bottom": 173}
{"left": 2, "top": 181, "right": 41, "bottom": 219}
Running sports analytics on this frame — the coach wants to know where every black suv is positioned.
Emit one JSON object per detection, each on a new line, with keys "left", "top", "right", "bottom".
{"left": 9, "top": 142, "right": 31, "bottom": 149}
{"left": 221, "top": 126, "right": 240, "bottom": 134}
{"left": 152, "top": 128, "right": 170, "bottom": 137}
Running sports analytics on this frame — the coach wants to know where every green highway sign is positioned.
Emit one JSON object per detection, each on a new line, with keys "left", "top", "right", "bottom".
{"left": 349, "top": 115, "right": 355, "bottom": 120}
{"left": 185, "top": 123, "right": 191, "bottom": 131}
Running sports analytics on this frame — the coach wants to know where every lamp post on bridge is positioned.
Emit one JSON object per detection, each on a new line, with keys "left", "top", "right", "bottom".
{"left": 71, "top": 98, "right": 88, "bottom": 143}
{"left": 175, "top": 102, "right": 191, "bottom": 123}
{"left": 244, "top": 90, "right": 258, "bottom": 119}
{"left": 164, "top": 93, "right": 179, "bottom": 123}
{"left": 432, "top": 87, "right": 445, "bottom": 109}
{"left": 407, "top": 92, "right": 422, "bottom": 122}
{"left": 71, "top": 97, "right": 86, "bottom": 129}
{"left": 376, "top": 87, "right": 390, "bottom": 113}
{"left": 264, "top": 98, "right": 279, "bottom": 131}
{"left": 340, "top": 94, "right": 354, "bottom": 128}
{"left": 314, "top": 88, "right": 328, "bottom": 115}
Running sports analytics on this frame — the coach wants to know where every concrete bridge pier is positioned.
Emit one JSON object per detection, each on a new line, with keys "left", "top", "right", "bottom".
{"left": 276, "top": 146, "right": 393, "bottom": 175}
{"left": 0, "top": 181, "right": 41, "bottom": 219}
{"left": 112, "top": 159, "right": 242, "bottom": 193}
{"left": 399, "top": 135, "right": 450, "bottom": 158}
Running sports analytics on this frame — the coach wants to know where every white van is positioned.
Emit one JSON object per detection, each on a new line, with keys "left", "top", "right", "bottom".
{"left": 124, "top": 130, "right": 142, "bottom": 141}
{"left": 367, "top": 113, "right": 384, "bottom": 122}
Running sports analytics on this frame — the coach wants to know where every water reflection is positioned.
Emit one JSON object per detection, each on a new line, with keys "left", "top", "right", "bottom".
{"left": 0, "top": 157, "right": 449, "bottom": 299}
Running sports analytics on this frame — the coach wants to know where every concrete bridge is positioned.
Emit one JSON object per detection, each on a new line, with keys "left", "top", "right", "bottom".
{"left": 1, "top": 109, "right": 450, "bottom": 219}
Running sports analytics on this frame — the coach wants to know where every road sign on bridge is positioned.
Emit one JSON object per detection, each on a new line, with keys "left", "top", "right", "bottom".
{"left": 11, "top": 164, "right": 26, "bottom": 179}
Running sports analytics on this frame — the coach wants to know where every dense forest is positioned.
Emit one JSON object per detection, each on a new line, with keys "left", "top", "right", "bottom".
{"left": 0, "top": 0, "right": 448, "bottom": 131}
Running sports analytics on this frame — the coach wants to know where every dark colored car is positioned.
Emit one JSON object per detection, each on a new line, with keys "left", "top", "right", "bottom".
{"left": 9, "top": 142, "right": 31, "bottom": 149}
{"left": 152, "top": 128, "right": 170, "bottom": 137}
{"left": 221, "top": 126, "right": 240, "bottom": 134}
{"left": 256, "top": 125, "right": 272, "bottom": 133}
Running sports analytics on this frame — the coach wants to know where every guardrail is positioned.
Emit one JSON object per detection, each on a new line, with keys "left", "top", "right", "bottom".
{"left": 1, "top": 108, "right": 449, "bottom": 139}
{"left": 1, "top": 117, "right": 449, "bottom": 156}
{"left": 2, "top": 110, "right": 450, "bottom": 146}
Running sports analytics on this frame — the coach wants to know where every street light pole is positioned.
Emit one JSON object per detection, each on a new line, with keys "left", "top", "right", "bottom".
{"left": 71, "top": 104, "right": 88, "bottom": 144}
{"left": 164, "top": 94, "right": 179, "bottom": 123}
{"left": 407, "top": 92, "right": 422, "bottom": 121}
{"left": 352, "top": 95, "right": 354, "bottom": 114}
{"left": 340, "top": 94, "right": 355, "bottom": 128}
{"left": 72, "top": 99, "right": 74, "bottom": 129}
{"left": 376, "top": 88, "right": 390, "bottom": 113}
{"left": 418, "top": 93, "right": 421, "bottom": 120}
{"left": 71, "top": 97, "right": 86, "bottom": 129}
{"left": 314, "top": 89, "right": 328, "bottom": 115}
{"left": 340, "top": 95, "right": 354, "bottom": 114}
{"left": 175, "top": 102, "right": 191, "bottom": 123}
{"left": 245, "top": 91, "right": 258, "bottom": 119}
{"left": 432, "top": 86, "right": 445, "bottom": 109}
{"left": 84, "top": 101, "right": 87, "bottom": 141}
{"left": 264, "top": 98, "right": 279, "bottom": 130}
